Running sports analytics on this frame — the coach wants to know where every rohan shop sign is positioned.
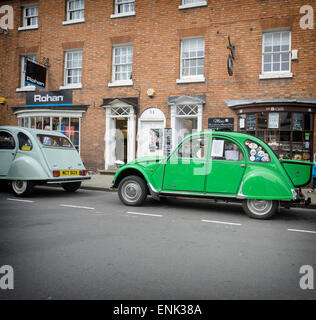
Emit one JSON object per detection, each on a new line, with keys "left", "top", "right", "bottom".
{"left": 26, "top": 91, "right": 73, "bottom": 107}
{"left": 25, "top": 59, "right": 47, "bottom": 89}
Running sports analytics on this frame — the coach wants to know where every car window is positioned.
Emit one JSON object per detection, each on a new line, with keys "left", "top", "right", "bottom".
{"left": 211, "top": 138, "right": 244, "bottom": 161}
{"left": 0, "top": 131, "right": 15, "bottom": 150}
{"left": 18, "top": 132, "right": 33, "bottom": 151}
{"left": 244, "top": 139, "right": 270, "bottom": 163}
{"left": 37, "top": 134, "right": 73, "bottom": 148}
{"left": 178, "top": 137, "right": 206, "bottom": 159}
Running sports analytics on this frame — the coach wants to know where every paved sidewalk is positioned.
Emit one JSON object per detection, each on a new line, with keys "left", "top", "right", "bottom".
{"left": 82, "top": 174, "right": 316, "bottom": 205}
{"left": 81, "top": 174, "right": 115, "bottom": 191}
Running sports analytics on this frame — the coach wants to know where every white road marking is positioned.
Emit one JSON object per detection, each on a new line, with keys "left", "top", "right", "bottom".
{"left": 7, "top": 198, "right": 34, "bottom": 203}
{"left": 202, "top": 219, "right": 242, "bottom": 226}
{"left": 60, "top": 204, "right": 95, "bottom": 210}
{"left": 126, "top": 211, "right": 163, "bottom": 218}
{"left": 288, "top": 228, "right": 316, "bottom": 235}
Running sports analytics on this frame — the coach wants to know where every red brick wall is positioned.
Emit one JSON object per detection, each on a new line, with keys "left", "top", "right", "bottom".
{"left": 0, "top": 0, "right": 315, "bottom": 170}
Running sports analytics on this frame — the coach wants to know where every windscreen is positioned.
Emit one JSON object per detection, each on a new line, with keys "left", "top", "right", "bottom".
{"left": 37, "top": 134, "right": 73, "bottom": 148}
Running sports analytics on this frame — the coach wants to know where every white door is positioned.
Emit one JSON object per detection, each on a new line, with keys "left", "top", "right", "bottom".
{"left": 138, "top": 121, "right": 164, "bottom": 157}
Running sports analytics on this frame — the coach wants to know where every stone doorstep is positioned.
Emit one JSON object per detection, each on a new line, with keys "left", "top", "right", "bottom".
{"left": 97, "top": 169, "right": 118, "bottom": 175}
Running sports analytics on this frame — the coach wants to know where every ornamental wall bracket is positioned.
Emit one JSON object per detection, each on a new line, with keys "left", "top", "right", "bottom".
{"left": 227, "top": 35, "right": 235, "bottom": 76}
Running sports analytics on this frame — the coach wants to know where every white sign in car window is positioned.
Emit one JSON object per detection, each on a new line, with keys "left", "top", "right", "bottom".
{"left": 211, "top": 139, "right": 224, "bottom": 157}
{"left": 225, "top": 150, "right": 239, "bottom": 161}
{"left": 268, "top": 113, "right": 279, "bottom": 129}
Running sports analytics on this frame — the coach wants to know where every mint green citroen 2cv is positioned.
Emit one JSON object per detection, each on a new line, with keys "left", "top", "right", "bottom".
{"left": 0, "top": 126, "right": 90, "bottom": 196}
{"left": 111, "top": 131, "right": 313, "bottom": 219}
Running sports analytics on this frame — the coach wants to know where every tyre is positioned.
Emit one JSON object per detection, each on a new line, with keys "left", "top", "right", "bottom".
{"left": 11, "top": 180, "right": 34, "bottom": 196}
{"left": 242, "top": 199, "right": 278, "bottom": 219}
{"left": 62, "top": 182, "right": 82, "bottom": 192}
{"left": 118, "top": 175, "right": 148, "bottom": 206}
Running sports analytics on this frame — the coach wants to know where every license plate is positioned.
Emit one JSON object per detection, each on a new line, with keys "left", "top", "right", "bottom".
{"left": 60, "top": 170, "right": 79, "bottom": 176}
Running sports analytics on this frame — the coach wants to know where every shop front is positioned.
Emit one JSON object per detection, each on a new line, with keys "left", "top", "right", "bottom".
{"left": 13, "top": 90, "right": 88, "bottom": 153}
{"left": 226, "top": 99, "right": 316, "bottom": 161}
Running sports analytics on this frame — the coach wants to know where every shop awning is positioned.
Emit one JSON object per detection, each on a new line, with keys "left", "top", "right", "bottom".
{"left": 225, "top": 98, "right": 316, "bottom": 108}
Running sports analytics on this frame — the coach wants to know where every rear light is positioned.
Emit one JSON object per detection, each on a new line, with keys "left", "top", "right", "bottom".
{"left": 53, "top": 171, "right": 60, "bottom": 177}
{"left": 79, "top": 170, "right": 88, "bottom": 176}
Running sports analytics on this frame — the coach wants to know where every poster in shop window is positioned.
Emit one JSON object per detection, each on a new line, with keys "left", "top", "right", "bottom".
{"left": 268, "top": 113, "right": 279, "bottom": 129}
{"left": 246, "top": 114, "right": 256, "bottom": 130}
{"left": 149, "top": 129, "right": 163, "bottom": 152}
{"left": 164, "top": 128, "right": 172, "bottom": 156}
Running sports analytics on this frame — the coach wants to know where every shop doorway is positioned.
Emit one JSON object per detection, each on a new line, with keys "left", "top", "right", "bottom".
{"left": 168, "top": 95, "right": 205, "bottom": 151}
{"left": 115, "top": 118, "right": 128, "bottom": 163}
{"left": 104, "top": 100, "right": 136, "bottom": 170}
{"left": 175, "top": 118, "right": 198, "bottom": 146}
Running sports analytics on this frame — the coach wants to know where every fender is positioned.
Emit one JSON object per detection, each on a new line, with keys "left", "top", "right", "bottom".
{"left": 113, "top": 164, "right": 161, "bottom": 198}
{"left": 8, "top": 154, "right": 50, "bottom": 180}
{"left": 240, "top": 166, "right": 294, "bottom": 200}
{"left": 113, "top": 164, "right": 151, "bottom": 187}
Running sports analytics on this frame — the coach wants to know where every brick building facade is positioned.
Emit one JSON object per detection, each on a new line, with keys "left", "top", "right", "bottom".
{"left": 0, "top": 0, "right": 315, "bottom": 171}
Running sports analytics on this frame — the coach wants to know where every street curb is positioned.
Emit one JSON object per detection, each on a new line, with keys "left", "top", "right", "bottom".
{"left": 81, "top": 186, "right": 115, "bottom": 192}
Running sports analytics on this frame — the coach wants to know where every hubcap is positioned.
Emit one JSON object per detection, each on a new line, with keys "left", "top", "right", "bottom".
{"left": 247, "top": 199, "right": 273, "bottom": 216}
{"left": 12, "top": 180, "right": 27, "bottom": 194}
{"left": 122, "top": 181, "right": 142, "bottom": 203}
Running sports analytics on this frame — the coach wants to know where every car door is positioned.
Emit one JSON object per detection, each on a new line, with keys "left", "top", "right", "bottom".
{"left": 162, "top": 135, "right": 209, "bottom": 192}
{"left": 0, "top": 130, "right": 17, "bottom": 176}
{"left": 205, "top": 136, "right": 246, "bottom": 194}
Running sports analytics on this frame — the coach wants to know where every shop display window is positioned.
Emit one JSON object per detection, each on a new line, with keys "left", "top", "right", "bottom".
{"left": 239, "top": 112, "right": 313, "bottom": 161}
{"left": 18, "top": 115, "right": 81, "bottom": 153}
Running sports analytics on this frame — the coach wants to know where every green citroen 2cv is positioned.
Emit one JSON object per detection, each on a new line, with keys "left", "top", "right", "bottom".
{"left": 111, "top": 131, "right": 313, "bottom": 219}
{"left": 0, "top": 126, "right": 90, "bottom": 196}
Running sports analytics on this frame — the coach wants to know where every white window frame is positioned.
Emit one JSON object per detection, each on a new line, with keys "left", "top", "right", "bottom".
{"left": 179, "top": 0, "right": 207, "bottom": 10}
{"left": 111, "top": 0, "right": 135, "bottom": 19}
{"left": 18, "top": 4, "right": 38, "bottom": 31}
{"left": 63, "top": 0, "right": 85, "bottom": 25}
{"left": 60, "top": 50, "right": 83, "bottom": 90}
{"left": 259, "top": 29, "right": 293, "bottom": 80}
{"left": 108, "top": 44, "right": 133, "bottom": 87}
{"left": 177, "top": 37, "right": 205, "bottom": 84}
{"left": 16, "top": 54, "right": 36, "bottom": 92}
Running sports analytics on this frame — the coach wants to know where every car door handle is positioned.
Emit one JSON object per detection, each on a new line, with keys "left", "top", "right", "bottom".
{"left": 240, "top": 164, "right": 245, "bottom": 167}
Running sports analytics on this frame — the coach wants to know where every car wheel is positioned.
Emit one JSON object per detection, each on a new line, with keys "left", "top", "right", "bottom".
{"left": 118, "top": 175, "right": 148, "bottom": 206}
{"left": 62, "top": 182, "right": 82, "bottom": 192}
{"left": 11, "top": 180, "right": 34, "bottom": 196}
{"left": 242, "top": 199, "right": 278, "bottom": 219}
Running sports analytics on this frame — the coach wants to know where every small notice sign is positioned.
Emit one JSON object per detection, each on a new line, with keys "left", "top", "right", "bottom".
{"left": 211, "top": 139, "right": 224, "bottom": 157}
